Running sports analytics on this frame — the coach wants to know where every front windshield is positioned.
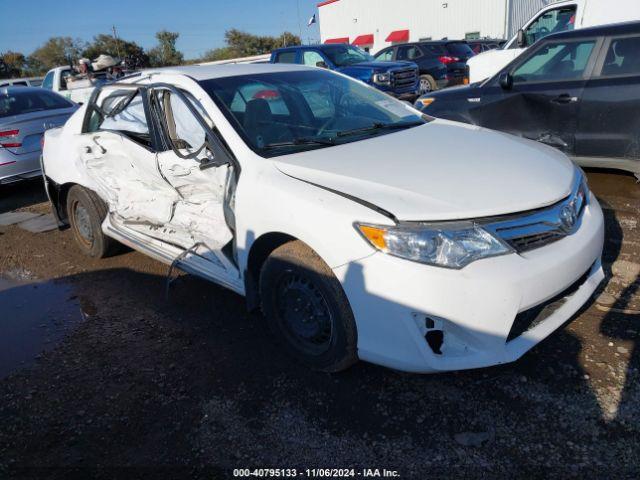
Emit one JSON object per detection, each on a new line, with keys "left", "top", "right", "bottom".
{"left": 323, "top": 45, "right": 373, "bottom": 67}
{"left": 199, "top": 69, "right": 427, "bottom": 157}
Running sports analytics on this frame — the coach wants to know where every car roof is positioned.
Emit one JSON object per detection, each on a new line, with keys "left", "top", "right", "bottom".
{"left": 0, "top": 86, "right": 52, "bottom": 94}
{"left": 273, "top": 44, "right": 350, "bottom": 52}
{"left": 544, "top": 20, "right": 640, "bottom": 41}
{"left": 135, "top": 62, "right": 316, "bottom": 81}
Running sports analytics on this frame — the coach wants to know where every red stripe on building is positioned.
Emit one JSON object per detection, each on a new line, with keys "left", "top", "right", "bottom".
{"left": 317, "top": 0, "right": 340, "bottom": 7}
{"left": 353, "top": 34, "right": 374, "bottom": 46}
{"left": 385, "top": 29, "right": 410, "bottom": 43}
{"left": 324, "top": 37, "right": 350, "bottom": 44}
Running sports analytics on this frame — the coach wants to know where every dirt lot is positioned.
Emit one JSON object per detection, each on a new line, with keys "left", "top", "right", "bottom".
{"left": 0, "top": 171, "right": 638, "bottom": 479}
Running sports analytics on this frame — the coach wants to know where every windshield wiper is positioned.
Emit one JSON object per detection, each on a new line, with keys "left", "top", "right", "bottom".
{"left": 262, "top": 137, "right": 335, "bottom": 149}
{"left": 336, "top": 121, "right": 425, "bottom": 138}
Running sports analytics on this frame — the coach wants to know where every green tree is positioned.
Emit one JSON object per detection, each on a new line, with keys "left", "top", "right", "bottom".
{"left": 27, "top": 37, "right": 86, "bottom": 73}
{"left": 200, "top": 30, "right": 301, "bottom": 62}
{"left": 148, "top": 30, "right": 184, "bottom": 67}
{"left": 83, "top": 34, "right": 149, "bottom": 68}
{"left": 0, "top": 51, "right": 26, "bottom": 78}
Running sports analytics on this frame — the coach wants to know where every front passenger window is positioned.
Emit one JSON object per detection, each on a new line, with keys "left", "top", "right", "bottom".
{"left": 512, "top": 40, "right": 595, "bottom": 83}
{"left": 515, "top": 6, "right": 577, "bottom": 48}
{"left": 156, "top": 91, "right": 208, "bottom": 153}
{"left": 374, "top": 50, "right": 393, "bottom": 61}
{"left": 303, "top": 51, "right": 325, "bottom": 67}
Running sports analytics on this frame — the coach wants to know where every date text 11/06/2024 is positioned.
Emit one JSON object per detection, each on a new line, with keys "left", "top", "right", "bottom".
{"left": 233, "top": 468, "right": 401, "bottom": 477}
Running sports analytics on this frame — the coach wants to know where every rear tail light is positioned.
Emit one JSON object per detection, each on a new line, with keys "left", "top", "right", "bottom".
{"left": 439, "top": 56, "right": 460, "bottom": 65}
{"left": 40, "top": 135, "right": 45, "bottom": 150}
{"left": 0, "top": 129, "right": 21, "bottom": 148}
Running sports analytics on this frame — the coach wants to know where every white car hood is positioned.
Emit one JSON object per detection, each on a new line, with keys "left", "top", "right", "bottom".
{"left": 467, "top": 48, "right": 522, "bottom": 83}
{"left": 274, "top": 120, "right": 575, "bottom": 221}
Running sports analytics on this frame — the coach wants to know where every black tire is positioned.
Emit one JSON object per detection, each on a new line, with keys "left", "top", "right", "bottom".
{"left": 419, "top": 74, "right": 437, "bottom": 94}
{"left": 66, "top": 185, "right": 119, "bottom": 258}
{"left": 259, "top": 240, "right": 358, "bottom": 372}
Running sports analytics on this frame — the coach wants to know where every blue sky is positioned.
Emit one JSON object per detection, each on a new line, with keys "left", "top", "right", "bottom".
{"left": 0, "top": 0, "right": 322, "bottom": 59}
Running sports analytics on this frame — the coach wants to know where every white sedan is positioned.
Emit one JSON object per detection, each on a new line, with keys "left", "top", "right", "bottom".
{"left": 41, "top": 63, "right": 604, "bottom": 373}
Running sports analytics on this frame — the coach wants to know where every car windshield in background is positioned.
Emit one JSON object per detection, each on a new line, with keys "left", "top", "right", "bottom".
{"left": 323, "top": 45, "right": 374, "bottom": 67}
{"left": 447, "top": 42, "right": 475, "bottom": 57}
{"left": 0, "top": 90, "right": 73, "bottom": 118}
{"left": 199, "top": 69, "right": 427, "bottom": 157}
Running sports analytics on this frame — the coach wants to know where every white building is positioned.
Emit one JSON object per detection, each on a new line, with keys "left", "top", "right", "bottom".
{"left": 317, "top": 0, "right": 551, "bottom": 53}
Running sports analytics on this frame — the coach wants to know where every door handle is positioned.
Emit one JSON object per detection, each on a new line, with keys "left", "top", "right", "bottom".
{"left": 551, "top": 94, "right": 578, "bottom": 104}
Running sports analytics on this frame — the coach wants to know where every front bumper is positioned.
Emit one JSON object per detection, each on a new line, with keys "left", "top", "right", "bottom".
{"left": 333, "top": 194, "right": 605, "bottom": 373}
{"left": 0, "top": 149, "right": 42, "bottom": 184}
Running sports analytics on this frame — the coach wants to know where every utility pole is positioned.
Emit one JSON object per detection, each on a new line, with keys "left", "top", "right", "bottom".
{"left": 112, "top": 25, "right": 122, "bottom": 59}
{"left": 296, "top": 0, "right": 303, "bottom": 40}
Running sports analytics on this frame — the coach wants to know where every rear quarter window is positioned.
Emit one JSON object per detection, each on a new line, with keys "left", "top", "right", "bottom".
{"left": 274, "top": 51, "right": 297, "bottom": 64}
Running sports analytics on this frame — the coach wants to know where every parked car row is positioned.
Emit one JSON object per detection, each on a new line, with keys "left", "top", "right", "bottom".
{"left": 39, "top": 61, "right": 604, "bottom": 374}
{"left": 416, "top": 22, "right": 640, "bottom": 180}
{"left": 271, "top": 39, "right": 478, "bottom": 97}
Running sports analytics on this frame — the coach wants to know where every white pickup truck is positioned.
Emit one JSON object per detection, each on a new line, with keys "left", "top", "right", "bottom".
{"left": 467, "top": 0, "right": 640, "bottom": 83}
{"left": 40, "top": 66, "right": 100, "bottom": 104}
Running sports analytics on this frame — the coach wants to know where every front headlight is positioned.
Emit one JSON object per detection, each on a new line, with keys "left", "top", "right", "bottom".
{"left": 373, "top": 72, "right": 391, "bottom": 85}
{"left": 356, "top": 222, "right": 512, "bottom": 269}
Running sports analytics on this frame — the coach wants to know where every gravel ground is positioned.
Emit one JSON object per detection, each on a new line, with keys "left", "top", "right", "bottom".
{"left": 0, "top": 172, "right": 638, "bottom": 479}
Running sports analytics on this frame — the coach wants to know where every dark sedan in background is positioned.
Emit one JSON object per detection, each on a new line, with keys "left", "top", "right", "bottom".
{"left": 415, "top": 22, "right": 640, "bottom": 180}
{"left": 0, "top": 87, "right": 77, "bottom": 185}
{"left": 374, "top": 40, "right": 475, "bottom": 94}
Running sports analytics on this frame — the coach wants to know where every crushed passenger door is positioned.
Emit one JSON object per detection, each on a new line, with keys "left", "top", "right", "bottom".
{"left": 149, "top": 85, "right": 239, "bottom": 282}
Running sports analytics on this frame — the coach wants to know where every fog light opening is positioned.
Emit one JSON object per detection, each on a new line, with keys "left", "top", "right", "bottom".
{"left": 425, "top": 330, "right": 444, "bottom": 355}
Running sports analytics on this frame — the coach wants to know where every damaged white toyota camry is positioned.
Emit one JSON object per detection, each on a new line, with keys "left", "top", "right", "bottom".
{"left": 41, "top": 64, "right": 605, "bottom": 373}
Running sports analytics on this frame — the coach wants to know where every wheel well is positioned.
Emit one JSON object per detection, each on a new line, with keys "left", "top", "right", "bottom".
{"left": 45, "top": 179, "right": 76, "bottom": 226}
{"left": 244, "top": 232, "right": 296, "bottom": 311}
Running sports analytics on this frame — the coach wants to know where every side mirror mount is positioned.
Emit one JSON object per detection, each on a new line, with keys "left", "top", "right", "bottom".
{"left": 499, "top": 72, "right": 513, "bottom": 90}
{"left": 517, "top": 29, "right": 526, "bottom": 48}
{"left": 198, "top": 142, "right": 230, "bottom": 170}
{"left": 316, "top": 61, "right": 328, "bottom": 69}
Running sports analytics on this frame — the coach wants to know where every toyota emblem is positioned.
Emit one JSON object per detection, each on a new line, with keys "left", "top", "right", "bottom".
{"left": 560, "top": 204, "right": 577, "bottom": 231}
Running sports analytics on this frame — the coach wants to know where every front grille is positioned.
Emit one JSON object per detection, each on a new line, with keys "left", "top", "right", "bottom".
{"left": 482, "top": 172, "right": 588, "bottom": 254}
{"left": 506, "top": 230, "right": 565, "bottom": 253}
{"left": 391, "top": 67, "right": 418, "bottom": 88}
{"left": 506, "top": 265, "right": 592, "bottom": 342}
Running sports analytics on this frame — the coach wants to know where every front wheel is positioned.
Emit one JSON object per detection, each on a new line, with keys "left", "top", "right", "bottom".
{"left": 419, "top": 74, "right": 437, "bottom": 95}
{"left": 259, "top": 241, "right": 358, "bottom": 372}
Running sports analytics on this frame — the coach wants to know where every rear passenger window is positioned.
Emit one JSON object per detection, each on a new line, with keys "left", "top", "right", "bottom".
{"left": 397, "top": 46, "right": 422, "bottom": 60}
{"left": 86, "top": 89, "right": 151, "bottom": 147}
{"left": 274, "top": 51, "right": 297, "bottom": 64}
{"left": 600, "top": 36, "right": 640, "bottom": 77}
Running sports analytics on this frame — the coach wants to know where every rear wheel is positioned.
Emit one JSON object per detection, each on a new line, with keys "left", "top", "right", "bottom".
{"left": 259, "top": 241, "right": 358, "bottom": 372}
{"left": 419, "top": 74, "right": 437, "bottom": 94}
{"left": 67, "top": 185, "right": 119, "bottom": 258}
